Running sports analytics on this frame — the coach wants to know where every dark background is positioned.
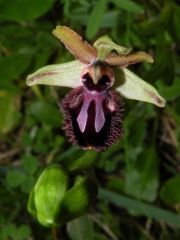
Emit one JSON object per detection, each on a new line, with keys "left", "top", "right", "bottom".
{"left": 0, "top": 0, "right": 180, "bottom": 239}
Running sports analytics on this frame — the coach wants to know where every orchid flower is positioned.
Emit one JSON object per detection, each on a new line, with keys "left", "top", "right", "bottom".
{"left": 27, "top": 26, "right": 165, "bottom": 151}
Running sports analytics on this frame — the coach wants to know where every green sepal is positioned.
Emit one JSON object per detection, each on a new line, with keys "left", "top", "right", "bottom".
{"left": 114, "top": 67, "right": 166, "bottom": 107}
{"left": 26, "top": 60, "right": 84, "bottom": 88}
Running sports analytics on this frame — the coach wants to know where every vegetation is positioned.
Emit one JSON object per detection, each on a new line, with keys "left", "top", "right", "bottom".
{"left": 0, "top": 0, "right": 180, "bottom": 239}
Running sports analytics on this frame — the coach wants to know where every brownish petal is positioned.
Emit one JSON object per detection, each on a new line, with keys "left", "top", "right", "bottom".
{"left": 52, "top": 26, "right": 97, "bottom": 64}
{"left": 105, "top": 51, "right": 154, "bottom": 67}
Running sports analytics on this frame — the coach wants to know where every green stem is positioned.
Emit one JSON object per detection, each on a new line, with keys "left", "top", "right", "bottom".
{"left": 31, "top": 85, "right": 44, "bottom": 100}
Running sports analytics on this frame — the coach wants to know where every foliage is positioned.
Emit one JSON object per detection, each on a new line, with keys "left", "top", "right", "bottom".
{"left": 0, "top": 0, "right": 180, "bottom": 239}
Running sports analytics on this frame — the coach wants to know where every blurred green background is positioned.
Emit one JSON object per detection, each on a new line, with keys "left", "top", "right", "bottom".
{"left": 0, "top": 0, "right": 180, "bottom": 239}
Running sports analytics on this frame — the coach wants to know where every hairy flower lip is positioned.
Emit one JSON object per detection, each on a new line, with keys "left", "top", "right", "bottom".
{"left": 60, "top": 87, "right": 124, "bottom": 151}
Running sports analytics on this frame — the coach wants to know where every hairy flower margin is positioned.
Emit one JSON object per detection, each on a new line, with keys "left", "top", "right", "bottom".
{"left": 27, "top": 26, "right": 165, "bottom": 151}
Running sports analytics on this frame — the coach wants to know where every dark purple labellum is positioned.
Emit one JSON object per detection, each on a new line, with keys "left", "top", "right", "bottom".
{"left": 60, "top": 86, "right": 123, "bottom": 152}
{"left": 60, "top": 62, "right": 124, "bottom": 152}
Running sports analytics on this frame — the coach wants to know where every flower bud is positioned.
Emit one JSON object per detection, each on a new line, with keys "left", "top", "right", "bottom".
{"left": 59, "top": 172, "right": 98, "bottom": 223}
{"left": 27, "top": 167, "right": 98, "bottom": 227}
{"left": 27, "top": 166, "right": 68, "bottom": 227}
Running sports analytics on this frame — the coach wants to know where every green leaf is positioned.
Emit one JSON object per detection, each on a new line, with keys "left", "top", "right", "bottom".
{"left": 0, "top": 0, "right": 55, "bottom": 21}
{"left": 99, "top": 188, "right": 180, "bottom": 227}
{"left": 0, "top": 92, "right": 21, "bottom": 134}
{"left": 21, "top": 176, "right": 36, "bottom": 194}
{"left": 114, "top": 68, "right": 166, "bottom": 107}
{"left": 27, "top": 60, "right": 84, "bottom": 88}
{"left": 0, "top": 25, "right": 35, "bottom": 56}
{"left": 156, "top": 77, "right": 180, "bottom": 101}
{"left": 30, "top": 100, "right": 60, "bottom": 127}
{"left": 160, "top": 175, "right": 180, "bottom": 204}
{"left": 17, "top": 225, "right": 31, "bottom": 240}
{"left": 145, "top": 33, "right": 175, "bottom": 86}
{"left": 125, "top": 146, "right": 159, "bottom": 202}
{"left": 22, "top": 155, "right": 38, "bottom": 174}
{"left": 0, "top": 53, "right": 32, "bottom": 84}
{"left": 111, "top": 0, "right": 144, "bottom": 14}
{"left": 101, "top": 11, "right": 119, "bottom": 27}
{"left": 3, "top": 223, "right": 17, "bottom": 238}
{"left": 173, "top": 5, "right": 180, "bottom": 41}
{"left": 86, "top": 0, "right": 107, "bottom": 39}
{"left": 6, "top": 170, "right": 26, "bottom": 189}
{"left": 67, "top": 215, "right": 94, "bottom": 240}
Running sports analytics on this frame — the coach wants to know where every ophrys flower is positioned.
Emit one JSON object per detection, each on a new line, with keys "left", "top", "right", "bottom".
{"left": 27, "top": 26, "right": 165, "bottom": 151}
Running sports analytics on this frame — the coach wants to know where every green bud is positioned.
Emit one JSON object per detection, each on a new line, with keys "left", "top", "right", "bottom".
{"left": 59, "top": 172, "right": 98, "bottom": 223}
{"left": 27, "top": 166, "right": 68, "bottom": 227}
{"left": 27, "top": 166, "right": 99, "bottom": 227}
